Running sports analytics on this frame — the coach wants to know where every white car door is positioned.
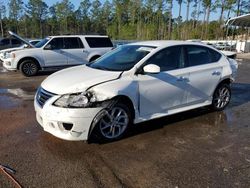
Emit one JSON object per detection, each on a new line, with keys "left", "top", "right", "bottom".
{"left": 184, "top": 45, "right": 222, "bottom": 104}
{"left": 63, "top": 37, "right": 88, "bottom": 65}
{"left": 43, "top": 37, "right": 68, "bottom": 67}
{"left": 138, "top": 46, "right": 189, "bottom": 117}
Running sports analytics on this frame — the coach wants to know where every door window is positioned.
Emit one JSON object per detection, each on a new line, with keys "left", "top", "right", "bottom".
{"left": 48, "top": 38, "right": 63, "bottom": 49}
{"left": 11, "top": 39, "right": 22, "bottom": 45}
{"left": 145, "top": 46, "right": 184, "bottom": 72}
{"left": 64, "top": 37, "right": 84, "bottom": 49}
{"left": 186, "top": 46, "right": 211, "bottom": 66}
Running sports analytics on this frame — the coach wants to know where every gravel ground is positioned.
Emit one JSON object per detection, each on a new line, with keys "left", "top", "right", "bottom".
{"left": 0, "top": 56, "right": 250, "bottom": 188}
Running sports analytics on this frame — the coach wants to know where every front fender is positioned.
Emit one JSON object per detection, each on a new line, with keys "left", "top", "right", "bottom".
{"left": 89, "top": 78, "right": 139, "bottom": 119}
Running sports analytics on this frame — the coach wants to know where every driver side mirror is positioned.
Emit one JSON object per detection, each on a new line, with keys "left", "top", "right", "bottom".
{"left": 143, "top": 64, "right": 160, "bottom": 74}
{"left": 44, "top": 44, "right": 52, "bottom": 50}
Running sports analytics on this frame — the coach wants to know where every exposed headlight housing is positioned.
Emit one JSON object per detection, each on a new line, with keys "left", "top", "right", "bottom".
{"left": 53, "top": 91, "right": 97, "bottom": 108}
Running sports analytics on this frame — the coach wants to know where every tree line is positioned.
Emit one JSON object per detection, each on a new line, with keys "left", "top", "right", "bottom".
{"left": 0, "top": 0, "right": 249, "bottom": 40}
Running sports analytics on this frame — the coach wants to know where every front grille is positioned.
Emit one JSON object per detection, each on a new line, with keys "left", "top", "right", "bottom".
{"left": 36, "top": 87, "right": 55, "bottom": 108}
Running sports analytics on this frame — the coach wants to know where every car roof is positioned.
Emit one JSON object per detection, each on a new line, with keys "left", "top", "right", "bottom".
{"left": 130, "top": 40, "right": 210, "bottom": 48}
{"left": 47, "top": 35, "right": 110, "bottom": 38}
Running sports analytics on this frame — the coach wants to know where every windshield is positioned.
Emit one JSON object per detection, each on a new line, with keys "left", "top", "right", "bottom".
{"left": 35, "top": 37, "right": 50, "bottom": 48}
{"left": 88, "top": 45, "right": 155, "bottom": 71}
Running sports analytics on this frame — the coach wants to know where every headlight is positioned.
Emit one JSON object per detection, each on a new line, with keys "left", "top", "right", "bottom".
{"left": 2, "top": 52, "right": 7, "bottom": 59}
{"left": 53, "top": 91, "right": 97, "bottom": 108}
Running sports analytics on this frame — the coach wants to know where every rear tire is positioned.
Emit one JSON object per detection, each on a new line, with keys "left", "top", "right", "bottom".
{"left": 211, "top": 83, "right": 231, "bottom": 111}
{"left": 20, "top": 59, "right": 39, "bottom": 77}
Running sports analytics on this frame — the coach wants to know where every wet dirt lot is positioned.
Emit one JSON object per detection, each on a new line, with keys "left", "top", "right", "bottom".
{"left": 0, "top": 57, "right": 250, "bottom": 188}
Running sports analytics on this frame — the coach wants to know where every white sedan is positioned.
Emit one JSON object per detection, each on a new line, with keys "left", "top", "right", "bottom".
{"left": 34, "top": 41, "right": 238, "bottom": 142}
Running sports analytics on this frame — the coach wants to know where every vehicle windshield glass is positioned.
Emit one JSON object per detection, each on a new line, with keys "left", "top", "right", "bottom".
{"left": 88, "top": 45, "right": 155, "bottom": 71}
{"left": 35, "top": 37, "right": 50, "bottom": 48}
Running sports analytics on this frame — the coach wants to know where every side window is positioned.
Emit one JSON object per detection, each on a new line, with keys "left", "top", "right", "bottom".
{"left": 209, "top": 48, "right": 222, "bottom": 62}
{"left": 146, "top": 46, "right": 184, "bottom": 72}
{"left": 186, "top": 46, "right": 210, "bottom": 66}
{"left": 85, "top": 37, "right": 113, "bottom": 48}
{"left": 64, "top": 37, "right": 84, "bottom": 49}
{"left": 11, "top": 39, "right": 22, "bottom": 45}
{"left": 0, "top": 39, "right": 10, "bottom": 45}
{"left": 48, "top": 38, "right": 63, "bottom": 49}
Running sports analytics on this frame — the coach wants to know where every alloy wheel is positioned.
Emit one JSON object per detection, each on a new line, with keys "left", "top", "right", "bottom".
{"left": 213, "top": 85, "right": 231, "bottom": 109}
{"left": 99, "top": 107, "right": 129, "bottom": 139}
{"left": 22, "top": 62, "right": 37, "bottom": 76}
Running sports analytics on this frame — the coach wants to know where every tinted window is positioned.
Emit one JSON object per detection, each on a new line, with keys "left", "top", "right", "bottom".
{"left": 64, "top": 37, "right": 84, "bottom": 49}
{"left": 30, "top": 40, "right": 40, "bottom": 45}
{"left": 11, "top": 39, "right": 22, "bottom": 45}
{"left": 0, "top": 39, "right": 10, "bottom": 45}
{"left": 48, "top": 38, "right": 63, "bottom": 49}
{"left": 85, "top": 37, "right": 113, "bottom": 48}
{"left": 209, "top": 48, "right": 221, "bottom": 62}
{"left": 186, "top": 46, "right": 210, "bottom": 66}
{"left": 146, "top": 46, "right": 184, "bottom": 72}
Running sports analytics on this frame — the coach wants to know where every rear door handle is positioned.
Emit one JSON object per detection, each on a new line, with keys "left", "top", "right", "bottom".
{"left": 177, "top": 76, "right": 189, "bottom": 82}
{"left": 212, "top": 71, "right": 221, "bottom": 76}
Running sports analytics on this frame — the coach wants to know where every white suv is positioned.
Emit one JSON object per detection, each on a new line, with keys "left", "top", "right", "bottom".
{"left": 3, "top": 34, "right": 113, "bottom": 76}
{"left": 34, "top": 41, "right": 238, "bottom": 142}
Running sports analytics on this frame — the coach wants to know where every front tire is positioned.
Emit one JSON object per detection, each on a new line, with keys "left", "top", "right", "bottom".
{"left": 20, "top": 60, "right": 39, "bottom": 77}
{"left": 95, "top": 103, "right": 131, "bottom": 142}
{"left": 211, "top": 83, "right": 231, "bottom": 111}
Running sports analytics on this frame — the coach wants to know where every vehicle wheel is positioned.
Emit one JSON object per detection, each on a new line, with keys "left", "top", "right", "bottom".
{"left": 95, "top": 103, "right": 131, "bottom": 142}
{"left": 89, "top": 56, "right": 100, "bottom": 63}
{"left": 211, "top": 83, "right": 231, "bottom": 111}
{"left": 20, "top": 59, "right": 39, "bottom": 77}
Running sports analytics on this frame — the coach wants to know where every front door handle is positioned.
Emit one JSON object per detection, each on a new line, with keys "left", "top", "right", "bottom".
{"left": 212, "top": 71, "right": 221, "bottom": 76}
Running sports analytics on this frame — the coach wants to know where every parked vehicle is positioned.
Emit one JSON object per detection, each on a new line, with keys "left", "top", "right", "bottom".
{"left": 214, "top": 42, "right": 236, "bottom": 51}
{"left": 0, "top": 39, "right": 41, "bottom": 62}
{"left": 34, "top": 41, "right": 238, "bottom": 142}
{"left": 3, "top": 33, "right": 113, "bottom": 76}
{"left": 0, "top": 37, "right": 23, "bottom": 50}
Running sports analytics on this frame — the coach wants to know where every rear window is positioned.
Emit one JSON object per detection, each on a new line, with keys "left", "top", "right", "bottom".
{"left": 85, "top": 37, "right": 113, "bottom": 48}
{"left": 208, "top": 48, "right": 222, "bottom": 62}
{"left": 64, "top": 37, "right": 84, "bottom": 49}
{"left": 186, "top": 46, "right": 210, "bottom": 67}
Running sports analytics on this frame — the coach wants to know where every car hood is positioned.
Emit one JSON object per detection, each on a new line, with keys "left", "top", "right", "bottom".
{"left": 0, "top": 45, "right": 24, "bottom": 54}
{"left": 8, "top": 31, "right": 35, "bottom": 48}
{"left": 41, "top": 65, "right": 122, "bottom": 95}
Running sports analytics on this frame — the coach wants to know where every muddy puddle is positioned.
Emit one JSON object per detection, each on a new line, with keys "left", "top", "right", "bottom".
{"left": 0, "top": 88, "right": 35, "bottom": 108}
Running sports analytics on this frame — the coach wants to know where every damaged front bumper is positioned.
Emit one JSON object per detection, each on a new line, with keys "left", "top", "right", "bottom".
{"left": 34, "top": 95, "right": 103, "bottom": 141}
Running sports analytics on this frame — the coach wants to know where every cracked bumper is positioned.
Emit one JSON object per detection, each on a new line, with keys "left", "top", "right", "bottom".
{"left": 34, "top": 95, "right": 103, "bottom": 141}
